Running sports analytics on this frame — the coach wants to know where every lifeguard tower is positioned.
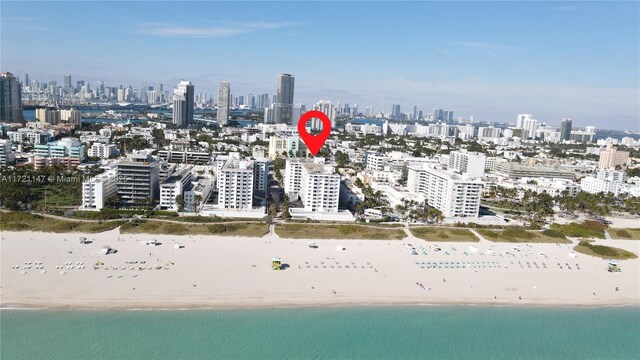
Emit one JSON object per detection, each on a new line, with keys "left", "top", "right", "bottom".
{"left": 272, "top": 257, "right": 282, "bottom": 270}
{"left": 608, "top": 260, "right": 621, "bottom": 272}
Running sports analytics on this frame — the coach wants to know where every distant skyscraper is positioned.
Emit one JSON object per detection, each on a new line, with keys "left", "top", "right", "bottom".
{"left": 0, "top": 72, "right": 23, "bottom": 122}
{"left": 246, "top": 93, "right": 254, "bottom": 109}
{"left": 411, "top": 105, "right": 418, "bottom": 120}
{"left": 172, "top": 80, "right": 194, "bottom": 128}
{"left": 560, "top": 118, "right": 572, "bottom": 141}
{"left": 141, "top": 82, "right": 148, "bottom": 103}
{"left": 432, "top": 108, "right": 443, "bottom": 122}
{"left": 365, "top": 106, "right": 373, "bottom": 117}
{"left": 24, "top": 74, "right": 29, "bottom": 87}
{"left": 274, "top": 74, "right": 295, "bottom": 124}
{"left": 64, "top": 75, "right": 72, "bottom": 93}
{"left": 217, "top": 81, "right": 231, "bottom": 126}
{"left": 391, "top": 104, "right": 401, "bottom": 119}
{"left": 445, "top": 110, "right": 454, "bottom": 123}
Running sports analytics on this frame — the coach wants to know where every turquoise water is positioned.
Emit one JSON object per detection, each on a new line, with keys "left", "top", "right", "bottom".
{"left": 2, "top": 306, "right": 639, "bottom": 359}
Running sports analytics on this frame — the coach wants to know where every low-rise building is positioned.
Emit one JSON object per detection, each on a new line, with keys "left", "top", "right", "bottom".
{"left": 159, "top": 167, "right": 193, "bottom": 210}
{"left": 88, "top": 143, "right": 118, "bottom": 159}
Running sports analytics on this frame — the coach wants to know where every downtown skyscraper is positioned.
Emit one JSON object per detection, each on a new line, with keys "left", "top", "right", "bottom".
{"left": 274, "top": 73, "right": 294, "bottom": 124}
{"left": 172, "top": 80, "right": 194, "bottom": 128}
{"left": 63, "top": 74, "right": 72, "bottom": 93}
{"left": 217, "top": 81, "right": 231, "bottom": 126}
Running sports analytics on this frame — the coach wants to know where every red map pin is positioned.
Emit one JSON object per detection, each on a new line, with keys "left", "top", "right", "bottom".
{"left": 297, "top": 110, "right": 331, "bottom": 156}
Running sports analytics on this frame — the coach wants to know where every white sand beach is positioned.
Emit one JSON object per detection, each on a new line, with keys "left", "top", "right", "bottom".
{"left": 1, "top": 229, "right": 639, "bottom": 309}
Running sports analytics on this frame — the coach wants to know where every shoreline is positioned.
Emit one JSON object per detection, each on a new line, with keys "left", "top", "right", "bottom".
{"left": 3, "top": 300, "right": 640, "bottom": 312}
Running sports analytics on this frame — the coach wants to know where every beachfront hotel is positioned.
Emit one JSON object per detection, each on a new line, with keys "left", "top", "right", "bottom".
{"left": 407, "top": 165, "right": 483, "bottom": 218}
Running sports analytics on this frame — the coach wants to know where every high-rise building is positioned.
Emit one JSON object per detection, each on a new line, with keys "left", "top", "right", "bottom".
{"left": 313, "top": 100, "right": 337, "bottom": 129}
{"left": 116, "top": 160, "right": 160, "bottom": 207}
{"left": 172, "top": 80, "right": 194, "bottom": 127}
{"left": 391, "top": 104, "right": 401, "bottom": 119}
{"left": 141, "top": 82, "right": 148, "bottom": 103}
{"left": 560, "top": 118, "right": 572, "bottom": 141}
{"left": 407, "top": 165, "right": 483, "bottom": 218}
{"left": 63, "top": 75, "right": 72, "bottom": 93}
{"left": 81, "top": 170, "right": 117, "bottom": 211}
{"left": 24, "top": 74, "right": 29, "bottom": 87}
{"left": 411, "top": 105, "right": 418, "bottom": 120}
{"left": 0, "top": 72, "right": 23, "bottom": 122}
{"left": 217, "top": 158, "right": 255, "bottom": 210}
{"left": 217, "top": 81, "right": 230, "bottom": 126}
{"left": 246, "top": 93, "right": 254, "bottom": 109}
{"left": 516, "top": 114, "right": 538, "bottom": 139}
{"left": 449, "top": 150, "right": 486, "bottom": 177}
{"left": 432, "top": 108, "right": 444, "bottom": 122}
{"left": 284, "top": 158, "right": 340, "bottom": 213}
{"left": 274, "top": 74, "right": 295, "bottom": 124}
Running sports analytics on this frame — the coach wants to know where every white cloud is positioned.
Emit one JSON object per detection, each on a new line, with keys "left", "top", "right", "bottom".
{"left": 136, "top": 21, "right": 302, "bottom": 38}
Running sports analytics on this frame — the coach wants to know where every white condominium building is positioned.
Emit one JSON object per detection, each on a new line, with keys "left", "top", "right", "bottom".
{"left": 81, "top": 170, "right": 117, "bottom": 210}
{"left": 88, "top": 143, "right": 118, "bottom": 159}
{"left": 407, "top": 165, "right": 483, "bottom": 218}
{"left": 253, "top": 159, "right": 270, "bottom": 195}
{"left": 285, "top": 158, "right": 340, "bottom": 213}
{"left": 580, "top": 169, "right": 628, "bottom": 195}
{"left": 0, "top": 139, "right": 12, "bottom": 166}
{"left": 159, "top": 167, "right": 193, "bottom": 210}
{"left": 217, "top": 159, "right": 254, "bottom": 209}
{"left": 366, "top": 152, "right": 389, "bottom": 172}
{"left": 449, "top": 150, "right": 486, "bottom": 177}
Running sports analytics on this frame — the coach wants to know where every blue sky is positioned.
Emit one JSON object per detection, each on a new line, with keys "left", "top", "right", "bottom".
{"left": 1, "top": 1, "right": 639, "bottom": 130}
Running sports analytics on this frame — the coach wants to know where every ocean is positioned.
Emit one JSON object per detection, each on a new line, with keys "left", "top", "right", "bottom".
{"left": 2, "top": 306, "right": 639, "bottom": 359}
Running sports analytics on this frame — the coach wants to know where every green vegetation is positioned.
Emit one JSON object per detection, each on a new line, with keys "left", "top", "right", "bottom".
{"left": 275, "top": 224, "right": 406, "bottom": 240}
{"left": 410, "top": 227, "right": 478, "bottom": 242}
{"left": 550, "top": 221, "right": 606, "bottom": 239}
{"left": 477, "top": 227, "right": 570, "bottom": 243}
{"left": 120, "top": 220, "right": 269, "bottom": 237}
{"left": 541, "top": 229, "right": 567, "bottom": 239}
{"left": 0, "top": 166, "right": 92, "bottom": 210}
{"left": 610, "top": 228, "right": 640, "bottom": 240}
{"left": 0, "top": 212, "right": 125, "bottom": 233}
{"left": 574, "top": 240, "right": 637, "bottom": 260}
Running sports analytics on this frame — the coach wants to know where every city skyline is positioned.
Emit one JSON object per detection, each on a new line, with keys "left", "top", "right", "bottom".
{"left": 1, "top": 1, "right": 639, "bottom": 130}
